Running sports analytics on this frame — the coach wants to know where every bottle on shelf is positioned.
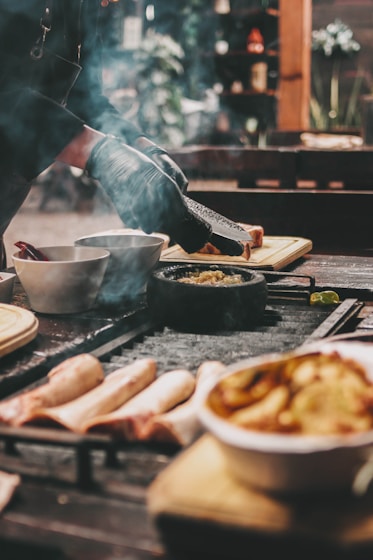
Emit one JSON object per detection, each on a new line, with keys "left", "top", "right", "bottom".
{"left": 246, "top": 28, "right": 265, "bottom": 54}
{"left": 250, "top": 61, "right": 268, "bottom": 92}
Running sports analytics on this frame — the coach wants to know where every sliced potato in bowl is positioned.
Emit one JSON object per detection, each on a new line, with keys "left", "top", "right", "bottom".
{"left": 197, "top": 341, "right": 373, "bottom": 495}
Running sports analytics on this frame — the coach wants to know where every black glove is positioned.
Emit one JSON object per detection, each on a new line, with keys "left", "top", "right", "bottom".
{"left": 135, "top": 137, "right": 189, "bottom": 194}
{"left": 86, "top": 136, "right": 211, "bottom": 253}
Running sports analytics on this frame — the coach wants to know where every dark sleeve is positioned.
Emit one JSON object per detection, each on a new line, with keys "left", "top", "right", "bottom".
{"left": 0, "top": 3, "right": 87, "bottom": 180}
{"left": 0, "top": 87, "right": 84, "bottom": 181}
{"left": 0, "top": 1, "right": 141, "bottom": 182}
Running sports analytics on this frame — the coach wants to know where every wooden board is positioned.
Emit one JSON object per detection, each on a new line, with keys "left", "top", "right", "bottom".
{"left": 160, "top": 236, "right": 312, "bottom": 270}
{"left": 0, "top": 304, "right": 39, "bottom": 358}
{"left": 147, "top": 434, "right": 373, "bottom": 560}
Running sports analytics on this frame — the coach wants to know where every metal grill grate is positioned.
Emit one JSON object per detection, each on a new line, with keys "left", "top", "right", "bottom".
{"left": 100, "top": 297, "right": 361, "bottom": 375}
{"left": 0, "top": 296, "right": 362, "bottom": 490}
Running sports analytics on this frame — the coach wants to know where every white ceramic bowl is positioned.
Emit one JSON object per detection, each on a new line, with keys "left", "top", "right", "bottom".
{"left": 84, "top": 229, "right": 170, "bottom": 251}
{"left": 0, "top": 272, "right": 16, "bottom": 303}
{"left": 12, "top": 246, "right": 110, "bottom": 314}
{"left": 75, "top": 230, "right": 164, "bottom": 305}
{"left": 197, "top": 341, "right": 373, "bottom": 496}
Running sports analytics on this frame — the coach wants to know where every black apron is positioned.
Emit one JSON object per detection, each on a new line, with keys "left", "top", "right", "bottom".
{"left": 0, "top": 172, "right": 30, "bottom": 268}
{"left": 0, "top": 0, "right": 84, "bottom": 267}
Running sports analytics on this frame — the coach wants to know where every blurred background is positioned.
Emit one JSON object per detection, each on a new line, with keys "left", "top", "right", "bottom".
{"left": 4, "top": 0, "right": 373, "bottom": 261}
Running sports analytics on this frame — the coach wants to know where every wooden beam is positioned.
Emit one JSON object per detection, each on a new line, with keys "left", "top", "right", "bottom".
{"left": 277, "top": 0, "right": 312, "bottom": 130}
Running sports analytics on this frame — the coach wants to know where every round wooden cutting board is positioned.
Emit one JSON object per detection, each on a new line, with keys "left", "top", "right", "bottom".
{"left": 0, "top": 304, "right": 39, "bottom": 358}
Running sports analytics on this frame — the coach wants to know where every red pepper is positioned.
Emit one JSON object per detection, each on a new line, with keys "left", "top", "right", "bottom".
{"left": 14, "top": 241, "right": 50, "bottom": 261}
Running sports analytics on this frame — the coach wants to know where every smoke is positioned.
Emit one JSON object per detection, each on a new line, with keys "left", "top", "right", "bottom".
{"left": 0, "top": 3, "right": 216, "bottom": 303}
{"left": 75, "top": 234, "right": 163, "bottom": 306}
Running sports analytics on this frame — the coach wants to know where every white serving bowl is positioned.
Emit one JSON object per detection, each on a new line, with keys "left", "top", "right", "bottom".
{"left": 12, "top": 246, "right": 109, "bottom": 314}
{"left": 75, "top": 230, "right": 165, "bottom": 305}
{"left": 197, "top": 341, "right": 373, "bottom": 496}
{"left": 0, "top": 272, "right": 16, "bottom": 303}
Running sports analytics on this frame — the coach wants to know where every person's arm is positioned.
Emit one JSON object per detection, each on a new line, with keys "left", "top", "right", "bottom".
{"left": 0, "top": 87, "right": 86, "bottom": 180}
{"left": 56, "top": 125, "right": 105, "bottom": 169}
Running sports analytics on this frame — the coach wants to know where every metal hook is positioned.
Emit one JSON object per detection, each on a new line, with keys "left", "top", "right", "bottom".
{"left": 30, "top": 40, "right": 44, "bottom": 60}
{"left": 30, "top": 6, "right": 52, "bottom": 60}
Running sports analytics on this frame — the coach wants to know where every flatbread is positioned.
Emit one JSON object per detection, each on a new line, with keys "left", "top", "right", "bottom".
{"left": 0, "top": 303, "right": 38, "bottom": 357}
{"left": 0, "top": 470, "right": 20, "bottom": 513}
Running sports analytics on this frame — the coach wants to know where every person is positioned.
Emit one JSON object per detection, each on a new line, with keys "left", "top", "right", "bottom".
{"left": 0, "top": 0, "right": 242, "bottom": 268}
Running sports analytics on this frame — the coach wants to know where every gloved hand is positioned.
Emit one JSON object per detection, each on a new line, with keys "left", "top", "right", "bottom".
{"left": 134, "top": 136, "right": 189, "bottom": 193}
{"left": 86, "top": 135, "right": 211, "bottom": 253}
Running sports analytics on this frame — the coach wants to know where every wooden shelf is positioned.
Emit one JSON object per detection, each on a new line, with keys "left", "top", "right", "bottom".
{"left": 221, "top": 90, "right": 277, "bottom": 97}
{"left": 214, "top": 1, "right": 311, "bottom": 131}
{"left": 215, "top": 50, "right": 279, "bottom": 58}
{"left": 213, "top": 2, "right": 280, "bottom": 131}
{"left": 216, "top": 7, "right": 279, "bottom": 19}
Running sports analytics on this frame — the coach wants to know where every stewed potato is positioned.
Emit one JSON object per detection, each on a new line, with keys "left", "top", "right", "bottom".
{"left": 207, "top": 351, "right": 373, "bottom": 435}
{"left": 177, "top": 269, "right": 243, "bottom": 285}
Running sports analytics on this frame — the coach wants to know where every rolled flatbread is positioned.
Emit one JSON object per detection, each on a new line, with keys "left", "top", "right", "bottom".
{"left": 0, "top": 353, "right": 104, "bottom": 426}
{"left": 0, "top": 470, "right": 20, "bottom": 513}
{"left": 27, "top": 358, "right": 157, "bottom": 433}
{"left": 84, "top": 369, "right": 196, "bottom": 440}
{"left": 140, "top": 360, "right": 225, "bottom": 446}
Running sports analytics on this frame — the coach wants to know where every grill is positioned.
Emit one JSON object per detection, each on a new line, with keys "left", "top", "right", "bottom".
{"left": 102, "top": 299, "right": 359, "bottom": 372}
{"left": 0, "top": 271, "right": 365, "bottom": 559}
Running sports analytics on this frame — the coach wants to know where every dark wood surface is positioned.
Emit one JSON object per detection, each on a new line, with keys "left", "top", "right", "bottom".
{"left": 148, "top": 431, "right": 373, "bottom": 560}
{"left": 285, "top": 253, "right": 373, "bottom": 300}
{"left": 0, "top": 280, "right": 152, "bottom": 400}
{"left": 171, "top": 145, "right": 373, "bottom": 189}
{"left": 169, "top": 145, "right": 373, "bottom": 255}
{"left": 188, "top": 187, "right": 373, "bottom": 256}
{"left": 171, "top": 146, "right": 299, "bottom": 187}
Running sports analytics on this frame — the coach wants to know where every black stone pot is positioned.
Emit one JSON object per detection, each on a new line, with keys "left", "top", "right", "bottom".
{"left": 147, "top": 264, "right": 268, "bottom": 332}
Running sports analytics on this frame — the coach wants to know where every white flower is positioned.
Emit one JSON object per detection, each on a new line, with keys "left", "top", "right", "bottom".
{"left": 312, "top": 19, "right": 360, "bottom": 58}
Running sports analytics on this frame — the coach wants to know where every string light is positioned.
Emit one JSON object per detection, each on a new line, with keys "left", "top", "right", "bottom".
{"left": 101, "top": 0, "right": 120, "bottom": 7}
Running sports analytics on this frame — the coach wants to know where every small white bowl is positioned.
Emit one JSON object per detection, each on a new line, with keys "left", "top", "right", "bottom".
{"left": 85, "top": 229, "right": 170, "bottom": 251}
{"left": 13, "top": 246, "right": 110, "bottom": 314}
{"left": 197, "top": 341, "right": 373, "bottom": 496}
{"left": 0, "top": 272, "right": 16, "bottom": 303}
{"left": 75, "top": 230, "right": 164, "bottom": 304}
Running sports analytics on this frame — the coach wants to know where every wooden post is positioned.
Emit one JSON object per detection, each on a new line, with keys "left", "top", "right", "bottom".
{"left": 277, "top": 0, "right": 312, "bottom": 130}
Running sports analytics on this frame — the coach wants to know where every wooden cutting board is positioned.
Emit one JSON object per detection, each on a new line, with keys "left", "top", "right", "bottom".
{"left": 147, "top": 434, "right": 373, "bottom": 560}
{"left": 0, "top": 304, "right": 39, "bottom": 358}
{"left": 160, "top": 236, "right": 312, "bottom": 270}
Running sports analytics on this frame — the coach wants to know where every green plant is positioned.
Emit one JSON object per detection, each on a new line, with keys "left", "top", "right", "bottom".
{"left": 134, "top": 30, "right": 185, "bottom": 148}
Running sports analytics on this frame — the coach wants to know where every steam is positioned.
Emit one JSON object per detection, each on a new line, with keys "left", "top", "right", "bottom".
{"left": 75, "top": 234, "right": 163, "bottom": 305}
{"left": 0, "top": 3, "right": 217, "bottom": 301}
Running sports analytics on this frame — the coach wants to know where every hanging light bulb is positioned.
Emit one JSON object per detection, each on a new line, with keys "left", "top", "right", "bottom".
{"left": 214, "top": 0, "right": 230, "bottom": 14}
{"left": 101, "top": 0, "right": 120, "bottom": 7}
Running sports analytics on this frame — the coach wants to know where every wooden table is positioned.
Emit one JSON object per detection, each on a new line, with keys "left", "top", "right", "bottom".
{"left": 148, "top": 432, "right": 373, "bottom": 560}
